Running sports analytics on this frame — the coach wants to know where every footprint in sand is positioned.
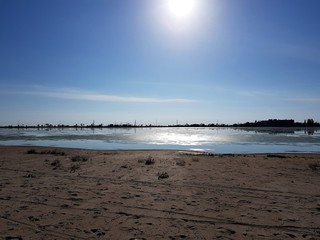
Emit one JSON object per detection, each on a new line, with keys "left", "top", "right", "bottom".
{"left": 91, "top": 228, "right": 106, "bottom": 236}
{"left": 28, "top": 216, "right": 40, "bottom": 222}
{"left": 217, "top": 227, "right": 236, "bottom": 235}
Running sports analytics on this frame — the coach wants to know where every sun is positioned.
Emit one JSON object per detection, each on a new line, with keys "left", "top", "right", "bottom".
{"left": 156, "top": 0, "right": 204, "bottom": 36}
{"left": 167, "top": 0, "right": 197, "bottom": 20}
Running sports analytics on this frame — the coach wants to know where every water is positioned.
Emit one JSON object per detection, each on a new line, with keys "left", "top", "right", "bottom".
{"left": 0, "top": 127, "right": 319, "bottom": 154}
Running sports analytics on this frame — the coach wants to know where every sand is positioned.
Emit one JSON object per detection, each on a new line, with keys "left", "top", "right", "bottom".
{"left": 0, "top": 146, "right": 319, "bottom": 239}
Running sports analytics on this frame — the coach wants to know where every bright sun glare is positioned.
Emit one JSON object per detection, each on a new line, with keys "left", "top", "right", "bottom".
{"left": 158, "top": 0, "right": 204, "bottom": 37}
{"left": 167, "top": 0, "right": 197, "bottom": 20}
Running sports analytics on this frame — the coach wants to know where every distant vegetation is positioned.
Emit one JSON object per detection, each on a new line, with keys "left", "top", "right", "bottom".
{"left": 26, "top": 149, "right": 66, "bottom": 156}
{"left": 232, "top": 119, "right": 320, "bottom": 128}
{"left": 3, "top": 118, "right": 320, "bottom": 129}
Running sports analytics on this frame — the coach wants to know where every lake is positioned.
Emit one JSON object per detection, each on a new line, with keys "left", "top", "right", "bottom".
{"left": 0, "top": 127, "right": 319, "bottom": 154}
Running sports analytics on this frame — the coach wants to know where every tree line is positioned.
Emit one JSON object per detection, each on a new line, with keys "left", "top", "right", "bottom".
{"left": 1, "top": 118, "right": 319, "bottom": 129}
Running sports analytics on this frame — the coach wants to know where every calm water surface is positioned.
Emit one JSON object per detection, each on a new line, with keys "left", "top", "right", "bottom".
{"left": 0, "top": 127, "right": 319, "bottom": 154}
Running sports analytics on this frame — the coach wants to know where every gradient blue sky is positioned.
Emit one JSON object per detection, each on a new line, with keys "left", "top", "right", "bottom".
{"left": 1, "top": 0, "right": 320, "bottom": 126}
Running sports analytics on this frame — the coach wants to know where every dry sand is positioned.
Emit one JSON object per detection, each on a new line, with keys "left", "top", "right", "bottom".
{"left": 0, "top": 146, "right": 319, "bottom": 239}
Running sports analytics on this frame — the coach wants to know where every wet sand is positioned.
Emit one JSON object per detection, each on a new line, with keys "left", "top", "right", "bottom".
{"left": 0, "top": 146, "right": 319, "bottom": 239}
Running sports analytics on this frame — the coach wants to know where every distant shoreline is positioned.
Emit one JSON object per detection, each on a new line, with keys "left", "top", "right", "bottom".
{"left": 1, "top": 118, "right": 319, "bottom": 129}
{"left": 1, "top": 125, "right": 320, "bottom": 130}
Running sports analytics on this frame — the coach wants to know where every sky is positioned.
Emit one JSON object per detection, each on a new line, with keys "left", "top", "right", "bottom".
{"left": 0, "top": 0, "right": 320, "bottom": 126}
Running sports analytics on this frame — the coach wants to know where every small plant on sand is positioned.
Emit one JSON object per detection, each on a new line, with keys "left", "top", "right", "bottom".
{"left": 51, "top": 159, "right": 61, "bottom": 170}
{"left": 158, "top": 172, "right": 169, "bottom": 179}
{"left": 309, "top": 163, "right": 320, "bottom": 171}
{"left": 69, "top": 163, "right": 81, "bottom": 173}
{"left": 145, "top": 156, "right": 155, "bottom": 165}
{"left": 71, "top": 155, "right": 88, "bottom": 162}
{"left": 176, "top": 159, "right": 186, "bottom": 166}
{"left": 41, "top": 149, "right": 66, "bottom": 156}
{"left": 26, "top": 149, "right": 37, "bottom": 154}
{"left": 23, "top": 173, "right": 36, "bottom": 178}
{"left": 267, "top": 154, "right": 286, "bottom": 159}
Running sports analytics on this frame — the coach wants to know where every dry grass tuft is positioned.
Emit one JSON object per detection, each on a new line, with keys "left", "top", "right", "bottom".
{"left": 158, "top": 172, "right": 169, "bottom": 179}
{"left": 145, "top": 156, "right": 155, "bottom": 165}
{"left": 71, "top": 155, "right": 88, "bottom": 162}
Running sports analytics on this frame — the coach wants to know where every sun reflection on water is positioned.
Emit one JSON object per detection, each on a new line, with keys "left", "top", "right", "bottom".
{"left": 147, "top": 128, "right": 229, "bottom": 146}
{"left": 0, "top": 127, "right": 319, "bottom": 153}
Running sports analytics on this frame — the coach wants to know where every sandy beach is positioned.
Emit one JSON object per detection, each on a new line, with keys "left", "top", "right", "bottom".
{"left": 0, "top": 146, "right": 319, "bottom": 239}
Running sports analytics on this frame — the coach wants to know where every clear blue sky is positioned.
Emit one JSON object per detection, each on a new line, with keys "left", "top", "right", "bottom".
{"left": 1, "top": 0, "right": 319, "bottom": 125}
